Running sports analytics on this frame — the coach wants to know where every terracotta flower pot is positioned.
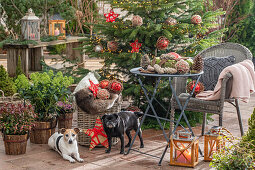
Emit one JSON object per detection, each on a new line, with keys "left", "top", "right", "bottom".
{"left": 4, "top": 134, "right": 28, "bottom": 155}
{"left": 30, "top": 120, "right": 57, "bottom": 144}
{"left": 58, "top": 112, "right": 73, "bottom": 129}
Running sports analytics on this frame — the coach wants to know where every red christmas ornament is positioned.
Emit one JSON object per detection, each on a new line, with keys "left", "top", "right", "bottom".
{"left": 89, "top": 80, "right": 99, "bottom": 97}
{"left": 107, "top": 41, "right": 118, "bottom": 51}
{"left": 109, "top": 80, "right": 123, "bottom": 94}
{"left": 130, "top": 40, "right": 142, "bottom": 53}
{"left": 99, "top": 79, "right": 110, "bottom": 89}
{"left": 104, "top": 9, "right": 119, "bottom": 22}
{"left": 191, "top": 15, "right": 202, "bottom": 24}
{"left": 83, "top": 116, "right": 109, "bottom": 150}
{"left": 97, "top": 89, "right": 110, "bottom": 100}
{"left": 186, "top": 80, "right": 205, "bottom": 96}
{"left": 156, "top": 36, "right": 170, "bottom": 50}
{"left": 168, "top": 52, "right": 182, "bottom": 60}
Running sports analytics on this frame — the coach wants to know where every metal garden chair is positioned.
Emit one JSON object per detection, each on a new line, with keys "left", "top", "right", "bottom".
{"left": 170, "top": 42, "right": 253, "bottom": 136}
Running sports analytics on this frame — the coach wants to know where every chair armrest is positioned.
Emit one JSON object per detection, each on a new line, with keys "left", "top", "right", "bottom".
{"left": 220, "top": 72, "right": 233, "bottom": 105}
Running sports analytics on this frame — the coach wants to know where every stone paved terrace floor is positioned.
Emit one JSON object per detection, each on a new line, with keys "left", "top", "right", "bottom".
{"left": 0, "top": 93, "right": 254, "bottom": 170}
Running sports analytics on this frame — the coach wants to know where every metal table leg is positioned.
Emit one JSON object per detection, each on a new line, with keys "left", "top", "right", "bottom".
{"left": 126, "top": 76, "right": 162, "bottom": 154}
{"left": 158, "top": 75, "right": 202, "bottom": 165}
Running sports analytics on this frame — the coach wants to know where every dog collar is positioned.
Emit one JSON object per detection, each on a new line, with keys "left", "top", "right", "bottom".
{"left": 56, "top": 135, "right": 63, "bottom": 154}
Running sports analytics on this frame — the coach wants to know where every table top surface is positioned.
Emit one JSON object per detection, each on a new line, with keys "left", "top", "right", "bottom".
{"left": 130, "top": 67, "right": 204, "bottom": 77}
{"left": 3, "top": 36, "right": 85, "bottom": 49}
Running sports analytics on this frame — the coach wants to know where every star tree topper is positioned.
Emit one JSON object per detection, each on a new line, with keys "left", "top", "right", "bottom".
{"left": 89, "top": 80, "right": 99, "bottom": 97}
{"left": 130, "top": 40, "right": 142, "bottom": 53}
{"left": 83, "top": 116, "right": 109, "bottom": 150}
{"left": 104, "top": 9, "right": 119, "bottom": 22}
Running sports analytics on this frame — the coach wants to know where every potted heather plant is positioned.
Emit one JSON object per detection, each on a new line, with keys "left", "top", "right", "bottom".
{"left": 15, "top": 71, "right": 74, "bottom": 144}
{"left": 0, "top": 103, "right": 36, "bottom": 155}
{"left": 57, "top": 101, "right": 74, "bottom": 129}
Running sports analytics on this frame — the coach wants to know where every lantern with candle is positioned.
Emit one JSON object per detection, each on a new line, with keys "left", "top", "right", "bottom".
{"left": 21, "top": 8, "right": 40, "bottom": 41}
{"left": 49, "top": 14, "right": 66, "bottom": 40}
{"left": 204, "top": 126, "right": 225, "bottom": 161}
{"left": 170, "top": 131, "right": 199, "bottom": 167}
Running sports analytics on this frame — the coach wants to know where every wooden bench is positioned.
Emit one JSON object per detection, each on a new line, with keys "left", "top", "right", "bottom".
{"left": 3, "top": 36, "right": 85, "bottom": 77}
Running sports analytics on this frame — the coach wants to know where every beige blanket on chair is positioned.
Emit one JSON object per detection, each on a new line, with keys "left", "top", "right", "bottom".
{"left": 196, "top": 59, "right": 255, "bottom": 103}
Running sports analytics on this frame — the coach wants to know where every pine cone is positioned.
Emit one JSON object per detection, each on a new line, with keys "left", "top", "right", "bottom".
{"left": 191, "top": 55, "right": 203, "bottom": 73}
{"left": 140, "top": 54, "right": 151, "bottom": 69}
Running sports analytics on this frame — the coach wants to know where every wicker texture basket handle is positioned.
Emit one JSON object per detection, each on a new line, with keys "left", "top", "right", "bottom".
{"left": 0, "top": 90, "right": 5, "bottom": 98}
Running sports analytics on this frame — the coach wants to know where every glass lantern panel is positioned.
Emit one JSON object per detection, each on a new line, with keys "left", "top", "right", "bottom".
{"left": 54, "top": 23, "right": 61, "bottom": 36}
{"left": 30, "top": 22, "right": 39, "bottom": 40}
{"left": 174, "top": 142, "right": 192, "bottom": 164}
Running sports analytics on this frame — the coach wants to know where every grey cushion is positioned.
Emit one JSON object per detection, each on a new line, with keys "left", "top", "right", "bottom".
{"left": 194, "top": 56, "right": 236, "bottom": 91}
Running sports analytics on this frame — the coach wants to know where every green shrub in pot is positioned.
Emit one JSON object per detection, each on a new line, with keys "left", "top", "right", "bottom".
{"left": 15, "top": 71, "right": 74, "bottom": 122}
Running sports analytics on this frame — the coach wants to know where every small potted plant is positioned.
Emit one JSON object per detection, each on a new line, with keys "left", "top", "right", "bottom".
{"left": 15, "top": 71, "right": 74, "bottom": 144}
{"left": 0, "top": 103, "right": 35, "bottom": 155}
{"left": 57, "top": 101, "right": 74, "bottom": 129}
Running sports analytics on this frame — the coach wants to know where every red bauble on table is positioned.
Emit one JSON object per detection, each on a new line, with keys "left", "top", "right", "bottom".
{"left": 168, "top": 52, "right": 182, "bottom": 60}
{"left": 108, "top": 80, "right": 123, "bottom": 94}
{"left": 99, "top": 79, "right": 110, "bottom": 89}
{"left": 156, "top": 36, "right": 170, "bottom": 50}
{"left": 191, "top": 15, "right": 202, "bottom": 24}
{"left": 104, "top": 9, "right": 119, "bottom": 22}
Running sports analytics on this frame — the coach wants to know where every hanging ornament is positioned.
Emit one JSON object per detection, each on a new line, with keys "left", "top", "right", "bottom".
{"left": 186, "top": 80, "right": 204, "bottom": 96}
{"left": 99, "top": 79, "right": 110, "bottom": 89}
{"left": 191, "top": 15, "right": 202, "bottom": 24}
{"left": 104, "top": 9, "right": 119, "bottom": 22}
{"left": 175, "top": 59, "right": 190, "bottom": 74}
{"left": 83, "top": 116, "right": 109, "bottom": 150}
{"left": 94, "top": 45, "right": 103, "bottom": 53}
{"left": 89, "top": 80, "right": 99, "bottom": 98}
{"left": 165, "top": 17, "right": 177, "bottom": 26}
{"left": 130, "top": 40, "right": 142, "bottom": 53}
{"left": 108, "top": 80, "right": 123, "bottom": 94}
{"left": 156, "top": 36, "right": 170, "bottom": 50}
{"left": 97, "top": 89, "right": 110, "bottom": 100}
{"left": 132, "top": 15, "right": 143, "bottom": 26}
{"left": 107, "top": 41, "right": 118, "bottom": 51}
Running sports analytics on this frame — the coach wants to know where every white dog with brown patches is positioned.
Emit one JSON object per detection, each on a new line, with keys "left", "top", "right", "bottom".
{"left": 48, "top": 128, "right": 84, "bottom": 163}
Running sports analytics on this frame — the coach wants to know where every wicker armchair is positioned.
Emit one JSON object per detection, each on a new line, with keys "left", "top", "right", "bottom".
{"left": 171, "top": 43, "right": 253, "bottom": 136}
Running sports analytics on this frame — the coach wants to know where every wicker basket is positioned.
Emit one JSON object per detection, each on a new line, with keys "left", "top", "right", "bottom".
{"left": 77, "top": 95, "right": 122, "bottom": 146}
{"left": 0, "top": 90, "right": 24, "bottom": 108}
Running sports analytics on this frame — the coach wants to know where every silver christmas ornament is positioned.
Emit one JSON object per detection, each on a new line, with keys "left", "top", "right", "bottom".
{"left": 94, "top": 45, "right": 103, "bottom": 52}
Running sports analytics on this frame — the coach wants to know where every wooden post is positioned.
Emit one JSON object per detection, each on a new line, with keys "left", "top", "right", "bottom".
{"left": 66, "top": 42, "right": 86, "bottom": 67}
{"left": 7, "top": 48, "right": 29, "bottom": 77}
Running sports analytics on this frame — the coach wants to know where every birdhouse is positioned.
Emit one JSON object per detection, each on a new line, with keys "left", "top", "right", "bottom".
{"left": 170, "top": 131, "right": 199, "bottom": 167}
{"left": 21, "top": 8, "right": 40, "bottom": 41}
{"left": 204, "top": 126, "right": 225, "bottom": 161}
{"left": 49, "top": 14, "right": 66, "bottom": 39}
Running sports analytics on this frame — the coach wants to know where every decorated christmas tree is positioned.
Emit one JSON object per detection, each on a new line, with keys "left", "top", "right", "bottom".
{"left": 81, "top": 0, "right": 226, "bottom": 123}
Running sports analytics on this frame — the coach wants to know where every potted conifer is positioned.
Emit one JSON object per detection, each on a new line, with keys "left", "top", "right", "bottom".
{"left": 15, "top": 71, "right": 73, "bottom": 144}
{"left": 0, "top": 103, "right": 35, "bottom": 155}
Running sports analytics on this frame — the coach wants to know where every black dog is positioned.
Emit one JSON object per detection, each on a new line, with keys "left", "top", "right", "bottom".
{"left": 102, "top": 111, "right": 144, "bottom": 154}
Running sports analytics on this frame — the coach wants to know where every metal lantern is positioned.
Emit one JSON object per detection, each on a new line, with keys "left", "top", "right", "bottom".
{"left": 49, "top": 14, "right": 66, "bottom": 39}
{"left": 204, "top": 126, "right": 225, "bottom": 161}
{"left": 170, "top": 131, "right": 199, "bottom": 167}
{"left": 21, "top": 8, "right": 40, "bottom": 41}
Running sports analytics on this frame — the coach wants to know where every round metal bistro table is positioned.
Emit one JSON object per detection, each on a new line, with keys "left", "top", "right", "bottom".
{"left": 126, "top": 67, "right": 204, "bottom": 166}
